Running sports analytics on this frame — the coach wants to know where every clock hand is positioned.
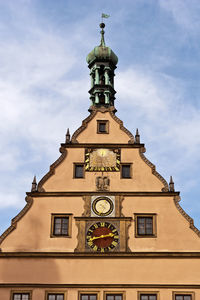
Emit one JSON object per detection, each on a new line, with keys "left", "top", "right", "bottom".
{"left": 89, "top": 232, "right": 114, "bottom": 241}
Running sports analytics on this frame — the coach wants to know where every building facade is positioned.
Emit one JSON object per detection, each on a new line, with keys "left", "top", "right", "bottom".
{"left": 0, "top": 23, "right": 200, "bottom": 300}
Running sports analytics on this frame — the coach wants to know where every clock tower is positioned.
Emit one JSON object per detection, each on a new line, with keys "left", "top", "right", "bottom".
{"left": 1, "top": 21, "right": 200, "bottom": 300}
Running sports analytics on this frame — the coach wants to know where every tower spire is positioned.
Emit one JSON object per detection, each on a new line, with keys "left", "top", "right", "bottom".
{"left": 86, "top": 23, "right": 118, "bottom": 109}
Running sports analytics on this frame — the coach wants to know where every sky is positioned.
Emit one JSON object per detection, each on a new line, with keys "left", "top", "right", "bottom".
{"left": 0, "top": 0, "right": 200, "bottom": 235}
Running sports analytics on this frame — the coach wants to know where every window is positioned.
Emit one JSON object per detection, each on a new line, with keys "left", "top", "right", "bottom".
{"left": 140, "top": 295, "right": 157, "bottom": 300}
{"left": 173, "top": 293, "right": 194, "bottom": 300}
{"left": 175, "top": 296, "right": 192, "bottom": 300}
{"left": 97, "top": 120, "right": 109, "bottom": 134}
{"left": 80, "top": 294, "right": 97, "bottom": 300}
{"left": 51, "top": 214, "right": 72, "bottom": 238}
{"left": 106, "top": 294, "right": 123, "bottom": 300}
{"left": 74, "top": 164, "right": 84, "bottom": 178}
{"left": 12, "top": 293, "right": 31, "bottom": 300}
{"left": 121, "top": 164, "right": 131, "bottom": 178}
{"left": 47, "top": 294, "right": 64, "bottom": 300}
{"left": 135, "top": 214, "right": 157, "bottom": 237}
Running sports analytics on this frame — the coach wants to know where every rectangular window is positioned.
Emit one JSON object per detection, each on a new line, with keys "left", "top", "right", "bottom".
{"left": 175, "top": 295, "right": 192, "bottom": 300}
{"left": 47, "top": 294, "right": 64, "bottom": 300}
{"left": 51, "top": 214, "right": 72, "bottom": 238}
{"left": 80, "top": 294, "right": 97, "bottom": 300}
{"left": 138, "top": 217, "right": 153, "bottom": 235}
{"left": 135, "top": 214, "right": 157, "bottom": 237}
{"left": 140, "top": 295, "right": 157, "bottom": 300}
{"left": 97, "top": 120, "right": 109, "bottom": 134}
{"left": 121, "top": 164, "right": 131, "bottom": 178}
{"left": 106, "top": 295, "right": 123, "bottom": 300}
{"left": 13, "top": 293, "right": 30, "bottom": 300}
{"left": 74, "top": 164, "right": 84, "bottom": 178}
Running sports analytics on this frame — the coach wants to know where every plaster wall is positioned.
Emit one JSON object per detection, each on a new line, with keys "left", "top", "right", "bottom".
{"left": 43, "top": 148, "right": 164, "bottom": 192}
{"left": 0, "top": 257, "right": 200, "bottom": 284}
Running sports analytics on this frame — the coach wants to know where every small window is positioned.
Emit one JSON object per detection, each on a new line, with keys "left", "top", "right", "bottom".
{"left": 135, "top": 214, "right": 156, "bottom": 237}
{"left": 140, "top": 295, "right": 157, "bottom": 300}
{"left": 80, "top": 294, "right": 97, "bottom": 300}
{"left": 97, "top": 120, "right": 109, "bottom": 134}
{"left": 121, "top": 164, "right": 131, "bottom": 178}
{"left": 106, "top": 294, "right": 123, "bottom": 300}
{"left": 51, "top": 214, "right": 72, "bottom": 238}
{"left": 12, "top": 293, "right": 31, "bottom": 300}
{"left": 175, "top": 295, "right": 192, "bottom": 300}
{"left": 74, "top": 164, "right": 84, "bottom": 178}
{"left": 47, "top": 294, "right": 64, "bottom": 300}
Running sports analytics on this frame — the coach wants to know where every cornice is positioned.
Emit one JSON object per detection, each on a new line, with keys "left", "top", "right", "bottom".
{"left": 139, "top": 147, "right": 169, "bottom": 192}
{"left": 173, "top": 195, "right": 200, "bottom": 238}
{"left": 26, "top": 191, "right": 180, "bottom": 197}
{"left": 1, "top": 283, "right": 200, "bottom": 289}
{"left": 61, "top": 143, "right": 144, "bottom": 148}
{"left": 0, "top": 196, "right": 33, "bottom": 247}
{"left": 37, "top": 147, "right": 67, "bottom": 192}
{"left": 0, "top": 251, "right": 200, "bottom": 258}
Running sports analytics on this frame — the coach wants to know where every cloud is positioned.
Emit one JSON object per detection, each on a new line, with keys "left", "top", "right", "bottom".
{"left": 159, "top": 0, "right": 200, "bottom": 33}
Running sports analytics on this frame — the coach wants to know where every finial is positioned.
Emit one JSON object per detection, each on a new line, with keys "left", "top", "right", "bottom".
{"left": 65, "top": 128, "right": 71, "bottom": 143}
{"left": 169, "top": 176, "right": 175, "bottom": 192}
{"left": 100, "top": 23, "right": 106, "bottom": 47}
{"left": 31, "top": 175, "right": 37, "bottom": 192}
{"left": 135, "top": 128, "right": 140, "bottom": 144}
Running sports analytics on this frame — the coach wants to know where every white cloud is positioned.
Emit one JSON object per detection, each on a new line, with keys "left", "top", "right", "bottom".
{"left": 159, "top": 0, "right": 200, "bottom": 33}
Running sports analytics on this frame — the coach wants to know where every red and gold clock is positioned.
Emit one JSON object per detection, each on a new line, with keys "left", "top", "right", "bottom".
{"left": 86, "top": 222, "right": 119, "bottom": 252}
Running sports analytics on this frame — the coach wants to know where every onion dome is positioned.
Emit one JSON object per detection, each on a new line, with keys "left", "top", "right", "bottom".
{"left": 86, "top": 23, "right": 118, "bottom": 67}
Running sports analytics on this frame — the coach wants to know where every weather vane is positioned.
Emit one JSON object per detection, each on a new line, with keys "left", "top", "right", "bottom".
{"left": 101, "top": 13, "right": 110, "bottom": 23}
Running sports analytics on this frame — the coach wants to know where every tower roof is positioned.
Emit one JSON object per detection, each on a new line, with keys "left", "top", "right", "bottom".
{"left": 86, "top": 23, "right": 118, "bottom": 66}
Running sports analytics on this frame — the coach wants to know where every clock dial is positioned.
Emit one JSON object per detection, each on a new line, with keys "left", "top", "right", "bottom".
{"left": 86, "top": 222, "right": 119, "bottom": 252}
{"left": 85, "top": 148, "right": 120, "bottom": 172}
{"left": 92, "top": 196, "right": 114, "bottom": 216}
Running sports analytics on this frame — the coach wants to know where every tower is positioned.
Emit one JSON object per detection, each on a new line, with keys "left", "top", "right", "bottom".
{"left": 0, "top": 22, "right": 200, "bottom": 300}
{"left": 87, "top": 23, "right": 118, "bottom": 108}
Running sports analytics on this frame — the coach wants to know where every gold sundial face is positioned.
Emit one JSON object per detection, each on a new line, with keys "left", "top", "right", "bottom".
{"left": 85, "top": 148, "right": 120, "bottom": 172}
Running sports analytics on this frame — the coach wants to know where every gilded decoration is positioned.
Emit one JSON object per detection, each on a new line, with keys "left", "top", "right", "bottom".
{"left": 85, "top": 148, "right": 120, "bottom": 172}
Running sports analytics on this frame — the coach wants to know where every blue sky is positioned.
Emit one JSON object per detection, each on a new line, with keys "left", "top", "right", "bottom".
{"left": 1, "top": 0, "right": 200, "bottom": 235}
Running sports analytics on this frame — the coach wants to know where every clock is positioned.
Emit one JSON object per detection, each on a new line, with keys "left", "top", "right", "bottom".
{"left": 85, "top": 148, "right": 120, "bottom": 172}
{"left": 86, "top": 221, "right": 119, "bottom": 252}
{"left": 92, "top": 196, "right": 114, "bottom": 217}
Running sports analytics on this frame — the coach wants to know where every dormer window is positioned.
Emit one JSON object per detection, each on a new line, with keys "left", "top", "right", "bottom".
{"left": 97, "top": 120, "right": 109, "bottom": 134}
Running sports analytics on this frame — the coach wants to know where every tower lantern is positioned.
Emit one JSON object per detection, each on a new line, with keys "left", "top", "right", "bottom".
{"left": 86, "top": 23, "right": 118, "bottom": 108}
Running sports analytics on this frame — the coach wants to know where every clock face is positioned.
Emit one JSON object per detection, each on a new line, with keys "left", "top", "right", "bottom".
{"left": 86, "top": 222, "right": 119, "bottom": 252}
{"left": 85, "top": 148, "right": 120, "bottom": 172}
{"left": 92, "top": 196, "right": 114, "bottom": 217}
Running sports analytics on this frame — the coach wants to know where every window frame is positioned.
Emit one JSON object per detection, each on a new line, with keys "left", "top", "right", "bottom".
{"left": 97, "top": 120, "right": 109, "bottom": 134}
{"left": 120, "top": 163, "right": 132, "bottom": 179}
{"left": 45, "top": 291, "right": 67, "bottom": 300}
{"left": 50, "top": 214, "right": 72, "bottom": 238}
{"left": 11, "top": 290, "right": 32, "bottom": 300}
{"left": 103, "top": 291, "right": 125, "bottom": 300}
{"left": 172, "top": 291, "right": 195, "bottom": 300}
{"left": 138, "top": 291, "right": 159, "bottom": 300}
{"left": 78, "top": 291, "right": 100, "bottom": 300}
{"left": 134, "top": 213, "right": 157, "bottom": 238}
{"left": 73, "top": 163, "right": 85, "bottom": 179}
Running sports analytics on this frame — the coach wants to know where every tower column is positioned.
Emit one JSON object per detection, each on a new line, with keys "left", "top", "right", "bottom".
{"left": 104, "top": 91, "right": 110, "bottom": 104}
{"left": 104, "top": 67, "right": 110, "bottom": 85}
{"left": 90, "top": 70, "right": 94, "bottom": 88}
{"left": 95, "top": 67, "right": 100, "bottom": 85}
{"left": 95, "top": 92, "right": 99, "bottom": 104}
